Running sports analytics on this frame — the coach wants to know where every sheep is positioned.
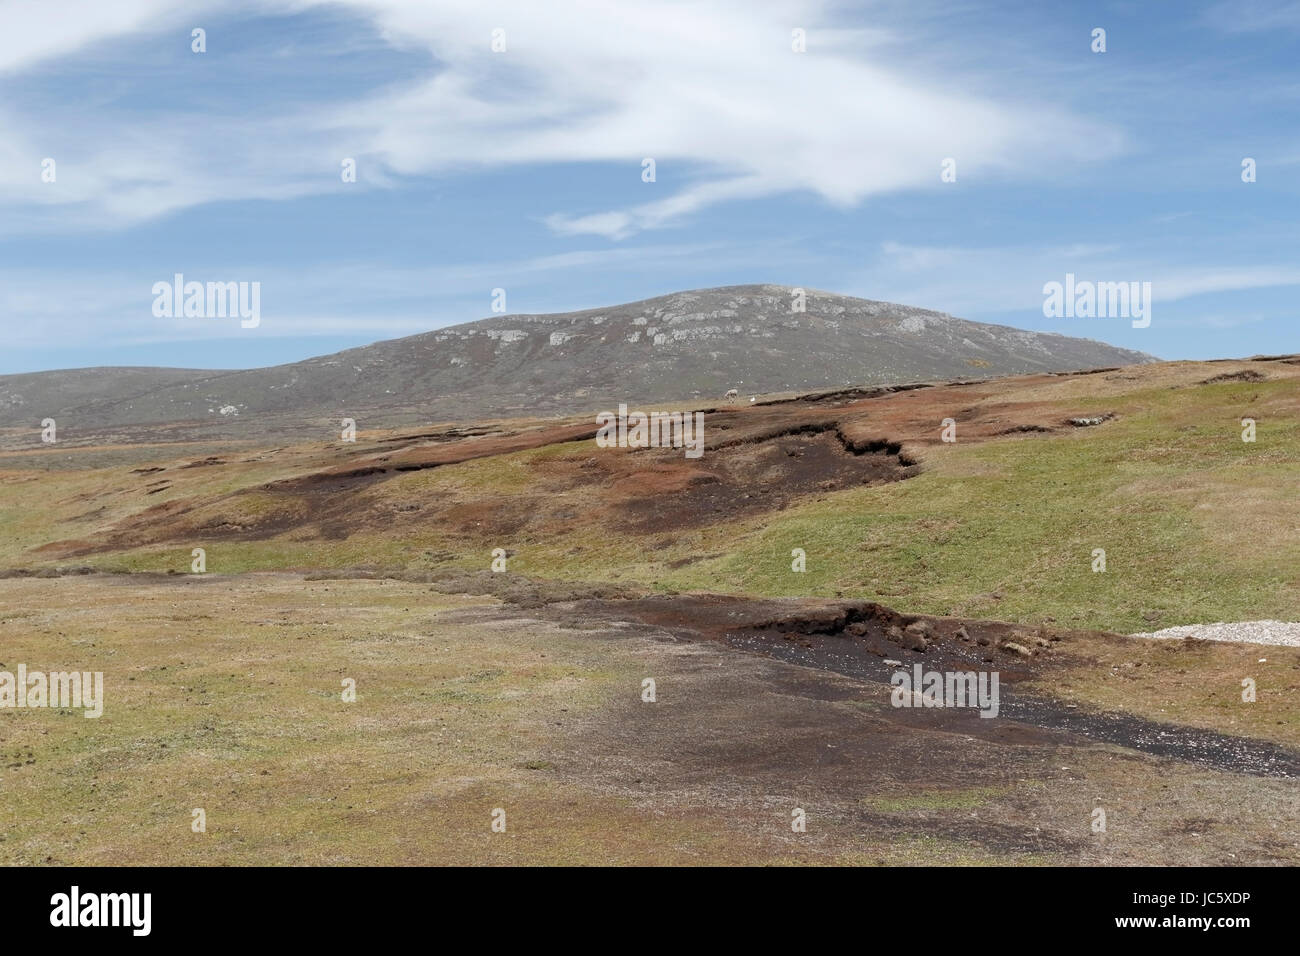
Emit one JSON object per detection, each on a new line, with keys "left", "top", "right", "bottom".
{"left": 723, "top": 388, "right": 739, "bottom": 404}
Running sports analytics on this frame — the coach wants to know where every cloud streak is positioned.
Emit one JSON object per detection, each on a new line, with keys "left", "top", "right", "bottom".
{"left": 859, "top": 240, "right": 1300, "bottom": 322}
{"left": 0, "top": 0, "right": 1123, "bottom": 237}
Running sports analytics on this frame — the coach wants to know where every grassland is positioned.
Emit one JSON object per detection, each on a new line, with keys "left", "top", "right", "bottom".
{"left": 8, "top": 362, "right": 1296, "bottom": 636}
{"left": 2, "top": 574, "right": 1295, "bottom": 865}
{"left": 2, "top": 359, "right": 1299, "bottom": 865}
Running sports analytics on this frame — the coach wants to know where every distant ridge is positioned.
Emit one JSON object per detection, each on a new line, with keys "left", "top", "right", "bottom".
{"left": 0, "top": 284, "right": 1156, "bottom": 438}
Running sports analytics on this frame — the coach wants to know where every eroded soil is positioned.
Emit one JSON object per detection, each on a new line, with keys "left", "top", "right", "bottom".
{"left": 24, "top": 354, "right": 1300, "bottom": 564}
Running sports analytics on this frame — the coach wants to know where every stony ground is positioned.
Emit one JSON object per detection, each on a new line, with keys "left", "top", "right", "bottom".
{"left": 1132, "top": 621, "right": 1300, "bottom": 646}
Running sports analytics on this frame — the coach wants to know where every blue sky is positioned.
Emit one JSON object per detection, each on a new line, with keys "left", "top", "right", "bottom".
{"left": 1, "top": 0, "right": 1297, "bottom": 373}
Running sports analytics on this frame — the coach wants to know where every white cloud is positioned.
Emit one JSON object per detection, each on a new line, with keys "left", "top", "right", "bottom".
{"left": 316, "top": 0, "right": 1121, "bottom": 237}
{"left": 1154, "top": 267, "right": 1300, "bottom": 302}
{"left": 0, "top": 0, "right": 225, "bottom": 74}
{"left": 0, "top": 0, "right": 1123, "bottom": 237}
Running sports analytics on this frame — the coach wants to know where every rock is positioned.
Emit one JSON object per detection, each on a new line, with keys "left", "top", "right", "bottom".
{"left": 883, "top": 659, "right": 903, "bottom": 667}
{"left": 1002, "top": 642, "right": 1033, "bottom": 657}
{"left": 904, "top": 621, "right": 931, "bottom": 651}
{"left": 955, "top": 625, "right": 971, "bottom": 642}
{"left": 975, "top": 633, "right": 991, "bottom": 647}
{"left": 846, "top": 621, "right": 868, "bottom": 637}
{"left": 886, "top": 625, "right": 905, "bottom": 643}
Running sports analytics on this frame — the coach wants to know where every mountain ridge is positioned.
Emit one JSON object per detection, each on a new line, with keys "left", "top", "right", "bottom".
{"left": 0, "top": 284, "right": 1158, "bottom": 438}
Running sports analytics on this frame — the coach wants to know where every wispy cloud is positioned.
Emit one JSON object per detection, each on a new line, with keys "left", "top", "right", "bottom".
{"left": 858, "top": 241, "right": 1300, "bottom": 319}
{"left": 0, "top": 0, "right": 1123, "bottom": 237}
{"left": 0, "top": 0, "right": 219, "bottom": 74}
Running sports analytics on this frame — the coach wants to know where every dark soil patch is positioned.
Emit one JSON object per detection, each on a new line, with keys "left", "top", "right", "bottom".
{"left": 753, "top": 382, "right": 934, "bottom": 407}
{"left": 1200, "top": 370, "right": 1267, "bottom": 385}
{"left": 997, "top": 424, "right": 1055, "bottom": 435}
{"left": 542, "top": 591, "right": 1300, "bottom": 779}
{"left": 618, "top": 427, "right": 916, "bottom": 531}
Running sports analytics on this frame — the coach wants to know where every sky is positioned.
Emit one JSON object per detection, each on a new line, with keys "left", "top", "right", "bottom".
{"left": 1, "top": 0, "right": 1297, "bottom": 374}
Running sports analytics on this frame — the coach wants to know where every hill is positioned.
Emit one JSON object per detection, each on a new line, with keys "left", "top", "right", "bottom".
{"left": 0, "top": 285, "right": 1156, "bottom": 440}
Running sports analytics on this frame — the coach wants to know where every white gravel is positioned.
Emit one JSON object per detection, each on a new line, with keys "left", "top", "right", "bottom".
{"left": 1129, "top": 620, "right": 1300, "bottom": 646}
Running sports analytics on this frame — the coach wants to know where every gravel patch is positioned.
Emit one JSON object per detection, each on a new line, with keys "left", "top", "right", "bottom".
{"left": 1130, "top": 620, "right": 1300, "bottom": 646}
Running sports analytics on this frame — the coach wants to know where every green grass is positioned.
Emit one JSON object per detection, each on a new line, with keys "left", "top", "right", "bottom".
{"left": 9, "top": 379, "right": 1300, "bottom": 635}
{"left": 561, "top": 381, "right": 1300, "bottom": 632}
